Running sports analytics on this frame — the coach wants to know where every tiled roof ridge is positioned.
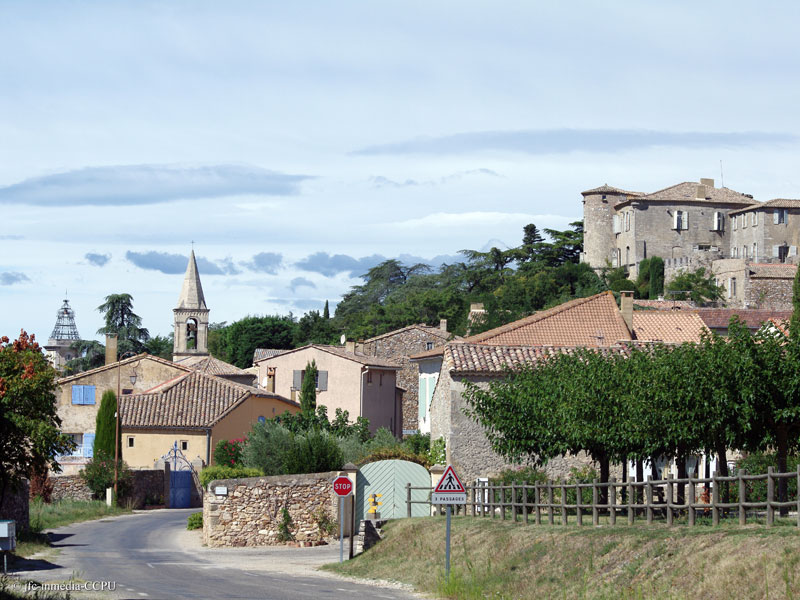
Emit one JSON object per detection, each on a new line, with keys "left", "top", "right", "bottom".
{"left": 141, "top": 371, "right": 193, "bottom": 394}
{"left": 57, "top": 353, "right": 191, "bottom": 384}
{"left": 363, "top": 323, "right": 450, "bottom": 342}
{"left": 581, "top": 184, "right": 644, "bottom": 196}
{"left": 253, "top": 343, "right": 401, "bottom": 368}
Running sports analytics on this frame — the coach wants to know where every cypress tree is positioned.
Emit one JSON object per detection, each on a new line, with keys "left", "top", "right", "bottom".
{"left": 323, "top": 300, "right": 330, "bottom": 320}
{"left": 94, "top": 390, "right": 120, "bottom": 460}
{"left": 649, "top": 257, "right": 665, "bottom": 299}
{"left": 790, "top": 263, "right": 800, "bottom": 340}
{"left": 300, "top": 360, "right": 318, "bottom": 415}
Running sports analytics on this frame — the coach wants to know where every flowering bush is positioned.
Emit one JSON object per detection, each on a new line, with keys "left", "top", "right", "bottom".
{"left": 214, "top": 438, "right": 244, "bottom": 466}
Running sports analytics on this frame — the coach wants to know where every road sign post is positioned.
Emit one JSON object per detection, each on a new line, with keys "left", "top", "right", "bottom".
{"left": 432, "top": 465, "right": 466, "bottom": 580}
{"left": 333, "top": 476, "right": 353, "bottom": 563}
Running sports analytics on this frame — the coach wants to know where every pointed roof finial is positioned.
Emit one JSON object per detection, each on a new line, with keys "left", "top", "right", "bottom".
{"left": 176, "top": 249, "right": 207, "bottom": 310}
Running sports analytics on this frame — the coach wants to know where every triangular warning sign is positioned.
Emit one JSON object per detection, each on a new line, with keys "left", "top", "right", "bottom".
{"left": 433, "top": 465, "right": 466, "bottom": 494}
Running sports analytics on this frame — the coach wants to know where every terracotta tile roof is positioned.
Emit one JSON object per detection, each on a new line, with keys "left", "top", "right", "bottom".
{"left": 748, "top": 263, "right": 797, "bottom": 279}
{"left": 120, "top": 370, "right": 296, "bottom": 429}
{"left": 253, "top": 348, "right": 288, "bottom": 363}
{"left": 462, "top": 292, "right": 632, "bottom": 347}
{"left": 695, "top": 308, "right": 794, "bottom": 330}
{"left": 581, "top": 184, "right": 643, "bottom": 197}
{"left": 631, "top": 312, "right": 708, "bottom": 343}
{"left": 633, "top": 299, "right": 696, "bottom": 310}
{"left": 174, "top": 354, "right": 250, "bottom": 376}
{"left": 254, "top": 344, "right": 401, "bottom": 369}
{"left": 363, "top": 324, "right": 451, "bottom": 343}
{"left": 729, "top": 198, "right": 800, "bottom": 215}
{"left": 57, "top": 353, "right": 190, "bottom": 384}
{"left": 636, "top": 182, "right": 753, "bottom": 206}
{"left": 766, "top": 318, "right": 790, "bottom": 336}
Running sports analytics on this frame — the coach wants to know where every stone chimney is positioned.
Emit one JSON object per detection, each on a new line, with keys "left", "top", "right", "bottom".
{"left": 345, "top": 340, "right": 356, "bottom": 354}
{"left": 105, "top": 334, "right": 118, "bottom": 365}
{"left": 700, "top": 178, "right": 714, "bottom": 188}
{"left": 620, "top": 291, "right": 634, "bottom": 332}
{"left": 439, "top": 319, "right": 448, "bottom": 332}
{"left": 467, "top": 303, "right": 487, "bottom": 336}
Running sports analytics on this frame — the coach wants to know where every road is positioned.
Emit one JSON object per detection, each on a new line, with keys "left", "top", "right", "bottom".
{"left": 14, "top": 509, "right": 419, "bottom": 600}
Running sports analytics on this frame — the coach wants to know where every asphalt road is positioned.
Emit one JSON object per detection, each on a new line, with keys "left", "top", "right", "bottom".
{"left": 15, "top": 509, "right": 419, "bottom": 600}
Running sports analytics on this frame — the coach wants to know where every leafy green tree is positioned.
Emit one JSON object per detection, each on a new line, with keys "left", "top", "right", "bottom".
{"left": 93, "top": 390, "right": 120, "bottom": 461}
{"left": 665, "top": 268, "right": 724, "bottom": 304}
{"left": 636, "top": 258, "right": 651, "bottom": 298}
{"left": 63, "top": 340, "right": 106, "bottom": 375}
{"left": 300, "top": 360, "right": 318, "bottom": 415}
{"left": 648, "top": 257, "right": 665, "bottom": 299}
{"left": 294, "top": 311, "right": 337, "bottom": 346}
{"left": 323, "top": 300, "right": 330, "bottom": 320}
{"left": 97, "top": 293, "right": 150, "bottom": 356}
{"left": 210, "top": 316, "right": 296, "bottom": 368}
{"left": 0, "top": 331, "right": 73, "bottom": 505}
{"left": 145, "top": 334, "right": 173, "bottom": 360}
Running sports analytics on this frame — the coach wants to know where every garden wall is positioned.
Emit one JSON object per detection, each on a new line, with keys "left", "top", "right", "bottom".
{"left": 0, "top": 480, "right": 30, "bottom": 531}
{"left": 49, "top": 466, "right": 170, "bottom": 508}
{"left": 203, "top": 471, "right": 339, "bottom": 548}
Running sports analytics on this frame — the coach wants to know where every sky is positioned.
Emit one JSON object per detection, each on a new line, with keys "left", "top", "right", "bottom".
{"left": 3, "top": 1, "right": 800, "bottom": 343}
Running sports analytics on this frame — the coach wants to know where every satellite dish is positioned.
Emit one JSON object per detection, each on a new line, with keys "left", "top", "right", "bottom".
{"left": 340, "top": 334, "right": 346, "bottom": 345}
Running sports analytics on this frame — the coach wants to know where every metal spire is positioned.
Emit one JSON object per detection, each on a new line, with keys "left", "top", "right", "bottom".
{"left": 49, "top": 298, "right": 81, "bottom": 341}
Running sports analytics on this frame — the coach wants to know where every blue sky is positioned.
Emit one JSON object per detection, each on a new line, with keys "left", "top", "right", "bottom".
{"left": 3, "top": 1, "right": 800, "bottom": 342}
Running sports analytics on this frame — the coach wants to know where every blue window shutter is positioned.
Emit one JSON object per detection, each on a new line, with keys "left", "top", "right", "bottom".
{"left": 84, "top": 386, "right": 96, "bottom": 405}
{"left": 72, "top": 386, "right": 82, "bottom": 405}
{"left": 83, "top": 433, "right": 95, "bottom": 458}
{"left": 318, "top": 371, "right": 328, "bottom": 391}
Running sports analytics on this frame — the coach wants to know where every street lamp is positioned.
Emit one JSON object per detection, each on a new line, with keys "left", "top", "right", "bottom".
{"left": 114, "top": 351, "right": 139, "bottom": 501}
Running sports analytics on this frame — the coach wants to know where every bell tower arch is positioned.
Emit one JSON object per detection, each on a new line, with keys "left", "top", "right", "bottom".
{"left": 173, "top": 250, "right": 210, "bottom": 361}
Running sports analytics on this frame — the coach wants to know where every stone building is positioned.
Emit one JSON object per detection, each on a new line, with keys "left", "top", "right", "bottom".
{"left": 359, "top": 322, "right": 451, "bottom": 434}
{"left": 581, "top": 178, "right": 800, "bottom": 309}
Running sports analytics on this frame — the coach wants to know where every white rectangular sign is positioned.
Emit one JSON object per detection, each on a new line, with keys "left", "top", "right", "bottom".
{"left": 432, "top": 493, "right": 466, "bottom": 505}
{"left": 214, "top": 486, "right": 228, "bottom": 496}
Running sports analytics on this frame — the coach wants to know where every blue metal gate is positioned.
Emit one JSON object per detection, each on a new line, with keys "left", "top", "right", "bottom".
{"left": 170, "top": 471, "right": 193, "bottom": 508}
{"left": 356, "top": 460, "right": 430, "bottom": 521}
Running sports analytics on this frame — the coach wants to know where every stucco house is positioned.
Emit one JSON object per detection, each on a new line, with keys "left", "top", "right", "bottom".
{"left": 411, "top": 291, "right": 709, "bottom": 484}
{"left": 119, "top": 370, "right": 299, "bottom": 468}
{"left": 254, "top": 342, "right": 404, "bottom": 437}
{"left": 54, "top": 353, "right": 192, "bottom": 474}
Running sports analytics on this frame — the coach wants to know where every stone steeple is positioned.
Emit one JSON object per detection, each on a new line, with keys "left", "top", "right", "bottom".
{"left": 173, "top": 250, "right": 210, "bottom": 361}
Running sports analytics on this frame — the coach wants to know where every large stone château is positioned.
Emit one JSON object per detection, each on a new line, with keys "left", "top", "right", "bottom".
{"left": 580, "top": 178, "right": 800, "bottom": 308}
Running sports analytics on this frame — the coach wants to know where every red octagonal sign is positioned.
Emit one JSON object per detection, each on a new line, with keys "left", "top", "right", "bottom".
{"left": 333, "top": 476, "right": 353, "bottom": 497}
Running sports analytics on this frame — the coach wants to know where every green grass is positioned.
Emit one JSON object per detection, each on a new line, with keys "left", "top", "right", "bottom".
{"left": 325, "top": 516, "right": 800, "bottom": 599}
{"left": 29, "top": 498, "right": 129, "bottom": 533}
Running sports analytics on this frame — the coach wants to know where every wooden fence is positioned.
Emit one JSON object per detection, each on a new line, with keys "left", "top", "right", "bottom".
{"left": 406, "top": 466, "right": 800, "bottom": 527}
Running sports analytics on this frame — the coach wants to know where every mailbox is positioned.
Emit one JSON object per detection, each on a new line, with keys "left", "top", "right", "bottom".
{"left": 0, "top": 520, "right": 15, "bottom": 551}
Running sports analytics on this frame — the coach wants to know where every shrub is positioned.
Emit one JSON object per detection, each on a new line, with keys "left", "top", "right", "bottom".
{"left": 284, "top": 430, "right": 344, "bottom": 475}
{"left": 242, "top": 421, "right": 294, "bottom": 476}
{"left": 364, "top": 427, "right": 399, "bottom": 452}
{"left": 428, "top": 437, "right": 446, "bottom": 466}
{"left": 187, "top": 512, "right": 203, "bottom": 530}
{"left": 489, "top": 466, "right": 549, "bottom": 513}
{"left": 80, "top": 451, "right": 132, "bottom": 500}
{"left": 214, "top": 438, "right": 244, "bottom": 467}
{"left": 734, "top": 452, "right": 799, "bottom": 502}
{"left": 314, "top": 509, "right": 337, "bottom": 538}
{"left": 276, "top": 507, "right": 294, "bottom": 542}
{"left": 402, "top": 432, "right": 430, "bottom": 455}
{"left": 29, "top": 466, "right": 53, "bottom": 503}
{"left": 357, "top": 447, "right": 429, "bottom": 467}
{"left": 199, "top": 465, "right": 262, "bottom": 488}
{"left": 337, "top": 433, "right": 369, "bottom": 465}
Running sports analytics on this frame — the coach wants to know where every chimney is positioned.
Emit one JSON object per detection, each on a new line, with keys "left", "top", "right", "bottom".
{"left": 345, "top": 340, "right": 356, "bottom": 354}
{"left": 700, "top": 178, "right": 715, "bottom": 188}
{"left": 620, "top": 291, "right": 634, "bottom": 332}
{"left": 467, "top": 303, "right": 487, "bottom": 336}
{"left": 695, "top": 185, "right": 707, "bottom": 199}
{"left": 105, "top": 334, "right": 118, "bottom": 365}
{"left": 439, "top": 319, "right": 448, "bottom": 332}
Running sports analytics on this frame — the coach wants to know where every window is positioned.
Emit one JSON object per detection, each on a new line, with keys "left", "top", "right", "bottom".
{"left": 742, "top": 214, "right": 747, "bottom": 228}
{"left": 729, "top": 278, "right": 736, "bottom": 298}
{"left": 775, "top": 208, "right": 788, "bottom": 224}
{"left": 71, "top": 385, "right": 96, "bottom": 405}
{"left": 743, "top": 245, "right": 748, "bottom": 258}
{"left": 753, "top": 212, "right": 758, "bottom": 226}
{"left": 712, "top": 212, "right": 723, "bottom": 231}
{"left": 777, "top": 245, "right": 790, "bottom": 262}
{"left": 180, "top": 440, "right": 188, "bottom": 451}
{"left": 673, "top": 211, "right": 688, "bottom": 230}
{"left": 613, "top": 215, "right": 621, "bottom": 234}
{"left": 753, "top": 243, "right": 758, "bottom": 260}
{"left": 625, "top": 246, "right": 630, "bottom": 266}
{"left": 425, "top": 342, "right": 434, "bottom": 351}
{"left": 122, "top": 388, "right": 133, "bottom": 395}
{"left": 367, "top": 371, "right": 373, "bottom": 384}
{"left": 127, "top": 436, "right": 135, "bottom": 448}
{"left": 258, "top": 416, "right": 266, "bottom": 424}
{"left": 625, "top": 211, "right": 630, "bottom": 232}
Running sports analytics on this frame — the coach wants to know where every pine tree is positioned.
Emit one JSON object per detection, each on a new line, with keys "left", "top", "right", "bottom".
{"left": 300, "top": 360, "right": 318, "bottom": 415}
{"left": 323, "top": 300, "right": 330, "bottom": 320}
{"left": 94, "top": 390, "right": 120, "bottom": 460}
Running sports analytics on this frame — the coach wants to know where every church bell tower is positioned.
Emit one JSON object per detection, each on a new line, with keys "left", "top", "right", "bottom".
{"left": 173, "top": 250, "right": 210, "bottom": 361}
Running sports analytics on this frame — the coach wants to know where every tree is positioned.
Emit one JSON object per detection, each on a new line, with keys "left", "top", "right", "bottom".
{"left": 648, "top": 257, "right": 665, "bottom": 299}
{"left": 666, "top": 267, "right": 724, "bottom": 304}
{"left": 93, "top": 390, "right": 120, "bottom": 461}
{"left": 0, "top": 331, "right": 73, "bottom": 505}
{"left": 323, "top": 300, "right": 330, "bottom": 320}
{"left": 97, "top": 294, "right": 150, "bottom": 356}
{"left": 63, "top": 340, "right": 106, "bottom": 375}
{"left": 144, "top": 335, "right": 173, "bottom": 360}
{"left": 300, "top": 360, "right": 318, "bottom": 415}
{"left": 636, "top": 258, "right": 651, "bottom": 298}
{"left": 210, "top": 316, "right": 296, "bottom": 368}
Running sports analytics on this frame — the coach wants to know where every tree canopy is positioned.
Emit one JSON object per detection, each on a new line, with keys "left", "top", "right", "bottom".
{"left": 97, "top": 293, "right": 150, "bottom": 356}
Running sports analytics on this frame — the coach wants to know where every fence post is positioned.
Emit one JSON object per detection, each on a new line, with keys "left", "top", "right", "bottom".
{"left": 797, "top": 465, "right": 800, "bottom": 529}
{"left": 406, "top": 483, "right": 412, "bottom": 518}
{"left": 646, "top": 476, "right": 653, "bottom": 525}
{"left": 712, "top": 471, "right": 719, "bottom": 527}
{"left": 609, "top": 477, "right": 616, "bottom": 526}
{"left": 688, "top": 476, "right": 695, "bottom": 527}
{"left": 490, "top": 483, "right": 496, "bottom": 519}
{"left": 576, "top": 482, "right": 583, "bottom": 526}
{"left": 534, "top": 483, "right": 541, "bottom": 525}
{"left": 501, "top": 485, "right": 507, "bottom": 521}
{"left": 767, "top": 466, "right": 774, "bottom": 528}
{"left": 738, "top": 470, "right": 746, "bottom": 526}
{"left": 523, "top": 482, "right": 529, "bottom": 524}
{"left": 548, "top": 482, "right": 554, "bottom": 525}
{"left": 561, "top": 482, "right": 567, "bottom": 525}
{"left": 666, "top": 474, "right": 673, "bottom": 526}
{"left": 628, "top": 480, "right": 634, "bottom": 525}
{"left": 510, "top": 482, "right": 516, "bottom": 523}
{"left": 592, "top": 479, "right": 599, "bottom": 526}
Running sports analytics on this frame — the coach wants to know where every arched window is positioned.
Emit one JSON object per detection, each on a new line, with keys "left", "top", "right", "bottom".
{"left": 186, "top": 318, "right": 198, "bottom": 350}
{"left": 625, "top": 246, "right": 630, "bottom": 266}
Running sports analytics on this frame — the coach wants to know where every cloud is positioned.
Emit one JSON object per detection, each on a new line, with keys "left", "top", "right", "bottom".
{"left": 370, "top": 169, "right": 500, "bottom": 188}
{"left": 294, "top": 252, "right": 386, "bottom": 278}
{"left": 85, "top": 252, "right": 110, "bottom": 267}
{"left": 0, "top": 272, "right": 29, "bottom": 285}
{"left": 289, "top": 277, "right": 316, "bottom": 292}
{"left": 0, "top": 235, "right": 23, "bottom": 240}
{"left": 392, "top": 211, "right": 556, "bottom": 230}
{"left": 370, "top": 176, "right": 419, "bottom": 188}
{"left": 0, "top": 164, "right": 312, "bottom": 206}
{"left": 244, "top": 252, "right": 283, "bottom": 274}
{"left": 353, "top": 129, "right": 799, "bottom": 156}
{"left": 125, "top": 251, "right": 236, "bottom": 275}
{"left": 269, "top": 298, "right": 329, "bottom": 311}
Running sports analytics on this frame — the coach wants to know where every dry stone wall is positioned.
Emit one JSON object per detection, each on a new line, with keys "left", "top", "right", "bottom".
{"left": 203, "top": 471, "right": 339, "bottom": 548}
{"left": 49, "top": 467, "right": 169, "bottom": 508}
{"left": 51, "top": 475, "right": 93, "bottom": 502}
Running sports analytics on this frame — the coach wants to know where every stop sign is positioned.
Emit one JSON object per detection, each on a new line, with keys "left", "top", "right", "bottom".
{"left": 333, "top": 476, "right": 353, "bottom": 497}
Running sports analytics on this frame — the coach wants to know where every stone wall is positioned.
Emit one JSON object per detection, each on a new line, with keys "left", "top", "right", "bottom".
{"left": 747, "top": 277, "right": 794, "bottom": 310}
{"left": 203, "top": 471, "right": 339, "bottom": 548}
{"left": 0, "top": 480, "right": 30, "bottom": 531}
{"left": 51, "top": 475, "right": 93, "bottom": 502}
{"left": 49, "top": 467, "right": 170, "bottom": 508}
{"left": 361, "top": 326, "right": 448, "bottom": 433}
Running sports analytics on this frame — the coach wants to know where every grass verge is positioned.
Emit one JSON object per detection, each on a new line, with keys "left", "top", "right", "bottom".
{"left": 324, "top": 516, "right": 800, "bottom": 599}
